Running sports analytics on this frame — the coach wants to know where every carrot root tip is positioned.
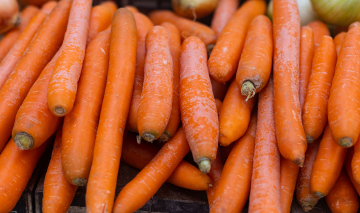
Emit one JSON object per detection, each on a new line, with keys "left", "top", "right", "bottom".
{"left": 206, "top": 44, "right": 215, "bottom": 58}
{"left": 159, "top": 131, "right": 172, "bottom": 142}
{"left": 72, "top": 178, "right": 87, "bottom": 186}
{"left": 142, "top": 132, "right": 156, "bottom": 143}
{"left": 14, "top": 132, "right": 34, "bottom": 150}
{"left": 197, "top": 157, "right": 211, "bottom": 174}
{"left": 339, "top": 137, "right": 353, "bottom": 148}
{"left": 314, "top": 191, "right": 324, "bottom": 198}
{"left": 54, "top": 106, "right": 66, "bottom": 116}
{"left": 241, "top": 81, "right": 256, "bottom": 101}
{"left": 306, "top": 135, "right": 314, "bottom": 143}
{"left": 293, "top": 157, "right": 304, "bottom": 167}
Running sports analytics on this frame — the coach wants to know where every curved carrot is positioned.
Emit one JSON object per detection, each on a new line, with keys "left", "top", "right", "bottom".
{"left": 43, "top": 128, "right": 77, "bottom": 213}
{"left": 210, "top": 78, "right": 228, "bottom": 101}
{"left": 210, "top": 0, "right": 238, "bottom": 38}
{"left": 47, "top": 0, "right": 92, "bottom": 117}
{"left": 218, "top": 79, "right": 255, "bottom": 146}
{"left": 310, "top": 124, "right": 347, "bottom": 198}
{"left": 206, "top": 151, "right": 223, "bottom": 209}
{"left": 307, "top": 20, "right": 330, "bottom": 51}
{"left": 148, "top": 10, "right": 216, "bottom": 46}
{"left": 334, "top": 32, "right": 346, "bottom": 56}
{"left": 302, "top": 36, "right": 336, "bottom": 143}
{"left": 208, "top": 0, "right": 266, "bottom": 83}
{"left": 0, "top": 0, "right": 71, "bottom": 153}
{"left": 112, "top": 127, "right": 189, "bottom": 213}
{"left": 41, "top": 1, "right": 57, "bottom": 14}
{"left": 124, "top": 5, "right": 138, "bottom": 13}
{"left": 236, "top": 14, "right": 273, "bottom": 100}
{"left": 137, "top": 26, "right": 173, "bottom": 142}
{"left": 346, "top": 147, "right": 360, "bottom": 194}
{"left": 299, "top": 26, "right": 314, "bottom": 112}
{"left": 273, "top": 0, "right": 306, "bottom": 166}
{"left": 61, "top": 29, "right": 110, "bottom": 186}
{"left": 328, "top": 23, "right": 360, "bottom": 148}
{"left": 280, "top": 157, "right": 299, "bottom": 213}
{"left": 179, "top": 36, "right": 218, "bottom": 173}
{"left": 85, "top": 9, "right": 137, "bottom": 213}
{"left": 210, "top": 114, "right": 256, "bottom": 213}
{"left": 126, "top": 12, "right": 154, "bottom": 133}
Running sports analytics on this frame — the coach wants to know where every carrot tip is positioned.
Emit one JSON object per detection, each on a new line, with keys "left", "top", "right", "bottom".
{"left": 197, "top": 157, "right": 211, "bottom": 174}
{"left": 54, "top": 106, "right": 66, "bottom": 116}
{"left": 314, "top": 191, "right": 324, "bottom": 198}
{"left": 142, "top": 132, "right": 156, "bottom": 143}
{"left": 206, "top": 44, "right": 215, "bottom": 58}
{"left": 306, "top": 135, "right": 314, "bottom": 143}
{"left": 14, "top": 132, "right": 34, "bottom": 150}
{"left": 72, "top": 178, "right": 87, "bottom": 186}
{"left": 339, "top": 137, "right": 353, "bottom": 148}
{"left": 159, "top": 131, "right": 172, "bottom": 142}
{"left": 241, "top": 81, "right": 256, "bottom": 101}
{"left": 293, "top": 157, "right": 304, "bottom": 167}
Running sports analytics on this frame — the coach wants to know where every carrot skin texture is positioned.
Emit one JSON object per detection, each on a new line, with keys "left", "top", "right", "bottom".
{"left": 334, "top": 32, "right": 346, "bottom": 56}
{"left": 61, "top": 29, "right": 110, "bottom": 186}
{"left": 85, "top": 9, "right": 137, "bottom": 213}
{"left": 210, "top": 0, "right": 239, "bottom": 38}
{"left": 0, "top": 0, "right": 71, "bottom": 152}
{"left": 307, "top": 21, "right": 330, "bottom": 51}
{"left": 206, "top": 151, "right": 223, "bottom": 209}
{"left": 280, "top": 157, "right": 299, "bottom": 213}
{"left": 346, "top": 148, "right": 360, "bottom": 194}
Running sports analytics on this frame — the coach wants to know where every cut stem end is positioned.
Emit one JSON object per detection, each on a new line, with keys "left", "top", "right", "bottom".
{"left": 159, "top": 131, "right": 171, "bottom": 142}
{"left": 197, "top": 157, "right": 211, "bottom": 174}
{"left": 306, "top": 135, "right": 314, "bottom": 144}
{"left": 72, "top": 178, "right": 87, "bottom": 186}
{"left": 339, "top": 137, "right": 353, "bottom": 148}
{"left": 241, "top": 81, "right": 256, "bottom": 101}
{"left": 54, "top": 106, "right": 66, "bottom": 116}
{"left": 14, "top": 132, "right": 34, "bottom": 150}
{"left": 314, "top": 191, "right": 324, "bottom": 198}
{"left": 142, "top": 132, "right": 156, "bottom": 143}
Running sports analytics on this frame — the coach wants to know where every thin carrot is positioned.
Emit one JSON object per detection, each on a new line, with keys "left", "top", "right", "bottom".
{"left": 302, "top": 36, "right": 336, "bottom": 143}
{"left": 345, "top": 147, "right": 360, "bottom": 194}
{"left": 210, "top": 78, "right": 228, "bottom": 101}
{"left": 310, "top": 124, "right": 347, "bottom": 198}
{"left": 334, "top": 32, "right": 346, "bottom": 57}
{"left": 179, "top": 36, "right": 218, "bottom": 173}
{"left": 307, "top": 20, "right": 330, "bottom": 51}
{"left": 41, "top": 1, "right": 57, "bottom": 14}
{"left": 273, "top": 0, "right": 306, "bottom": 166}
{"left": 210, "top": 114, "right": 256, "bottom": 213}
{"left": 0, "top": 0, "right": 71, "bottom": 152}
{"left": 328, "top": 23, "right": 360, "bottom": 148}
{"left": 218, "top": 79, "right": 255, "bottom": 146}
{"left": 210, "top": 0, "right": 239, "bottom": 38}
{"left": 61, "top": 29, "right": 110, "bottom": 186}
{"left": 112, "top": 127, "right": 190, "bottom": 213}
{"left": 351, "top": 136, "right": 360, "bottom": 184}
{"left": 206, "top": 151, "right": 223, "bottom": 209}
{"left": 124, "top": 5, "right": 138, "bottom": 13}
{"left": 280, "top": 157, "right": 299, "bottom": 213}
{"left": 325, "top": 168, "right": 359, "bottom": 213}
{"left": 236, "top": 14, "right": 273, "bottom": 100}
{"left": 85, "top": 8, "right": 137, "bottom": 213}
{"left": 43, "top": 127, "right": 78, "bottom": 213}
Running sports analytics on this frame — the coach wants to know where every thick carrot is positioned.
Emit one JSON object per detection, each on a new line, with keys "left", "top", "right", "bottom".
{"left": 179, "top": 36, "right": 218, "bottom": 173}
{"left": 148, "top": 10, "right": 216, "bottom": 46}
{"left": 137, "top": 26, "right": 173, "bottom": 142}
{"left": 126, "top": 12, "right": 154, "bottom": 133}
{"left": 325, "top": 168, "right": 359, "bottom": 213}
{"left": 61, "top": 29, "right": 110, "bottom": 186}
{"left": 280, "top": 157, "right": 299, "bottom": 213}
{"left": 218, "top": 79, "right": 255, "bottom": 146}
{"left": 208, "top": 0, "right": 266, "bottom": 83}
{"left": 85, "top": 9, "right": 137, "bottom": 213}
{"left": 47, "top": 0, "right": 92, "bottom": 117}
{"left": 346, "top": 147, "right": 360, "bottom": 194}
{"left": 124, "top": 5, "right": 138, "bottom": 13}
{"left": 0, "top": 137, "right": 49, "bottom": 212}
{"left": 310, "top": 124, "right": 347, "bottom": 198}
{"left": 210, "top": 114, "right": 256, "bottom": 213}
{"left": 206, "top": 151, "right": 223, "bottom": 209}
{"left": 299, "top": 26, "right": 314, "bottom": 112}
{"left": 273, "top": 0, "right": 306, "bottom": 166}
{"left": 302, "top": 36, "right": 336, "bottom": 143}
{"left": 41, "top": 1, "right": 57, "bottom": 14}
{"left": 334, "top": 32, "right": 346, "bottom": 56}
{"left": 112, "top": 127, "right": 190, "bottom": 213}
{"left": 236, "top": 14, "right": 273, "bottom": 100}
{"left": 328, "top": 23, "right": 360, "bottom": 148}
{"left": 351, "top": 136, "right": 360, "bottom": 184}
{"left": 210, "top": 0, "right": 239, "bottom": 38}
{"left": 307, "top": 20, "right": 330, "bottom": 51}
{"left": 43, "top": 128, "right": 78, "bottom": 213}
{"left": 159, "top": 22, "right": 181, "bottom": 142}
{"left": 0, "top": 0, "right": 71, "bottom": 152}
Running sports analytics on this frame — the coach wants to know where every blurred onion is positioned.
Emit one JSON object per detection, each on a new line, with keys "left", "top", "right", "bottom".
{"left": 172, "top": 0, "right": 218, "bottom": 19}
{"left": 0, "top": 0, "right": 20, "bottom": 34}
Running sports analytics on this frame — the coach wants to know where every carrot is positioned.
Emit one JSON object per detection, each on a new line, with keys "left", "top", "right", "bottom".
{"left": 307, "top": 20, "right": 330, "bottom": 51}
{"left": 0, "top": 0, "right": 71, "bottom": 153}
{"left": 296, "top": 140, "right": 321, "bottom": 212}
{"left": 148, "top": 10, "right": 216, "bottom": 46}
{"left": 61, "top": 29, "right": 111, "bottom": 186}
{"left": 310, "top": 124, "right": 347, "bottom": 198}
{"left": 210, "top": 114, "right": 256, "bottom": 213}
{"left": 345, "top": 147, "right": 360, "bottom": 194}
{"left": 159, "top": 22, "right": 181, "bottom": 142}
{"left": 210, "top": 0, "right": 239, "bottom": 38}
{"left": 328, "top": 23, "right": 360, "bottom": 148}
{"left": 112, "top": 127, "right": 190, "bottom": 213}
{"left": 302, "top": 36, "right": 336, "bottom": 143}
{"left": 215, "top": 99, "right": 222, "bottom": 113}
{"left": 42, "top": 127, "right": 78, "bottom": 213}
{"left": 137, "top": 26, "right": 173, "bottom": 142}
{"left": 100, "top": 1, "right": 118, "bottom": 14}
{"left": 85, "top": 9, "right": 137, "bottom": 213}
{"left": 334, "top": 32, "right": 346, "bottom": 57}
{"left": 0, "top": 137, "right": 50, "bottom": 212}
{"left": 208, "top": 0, "right": 266, "bottom": 83}
{"left": 272, "top": 0, "right": 306, "bottom": 166}
{"left": 279, "top": 157, "right": 299, "bottom": 213}
{"left": 299, "top": 26, "right": 314, "bottom": 112}
{"left": 218, "top": 79, "right": 255, "bottom": 146}
{"left": 17, "top": 6, "right": 40, "bottom": 31}
{"left": 47, "top": 0, "right": 92, "bottom": 117}
{"left": 179, "top": 36, "right": 218, "bottom": 173}
{"left": 124, "top": 5, "right": 138, "bottom": 13}
{"left": 236, "top": 14, "right": 273, "bottom": 100}
{"left": 126, "top": 12, "right": 154, "bottom": 133}
{"left": 325, "top": 168, "right": 359, "bottom": 213}
{"left": 210, "top": 78, "right": 228, "bottom": 101}
{"left": 206, "top": 151, "right": 223, "bottom": 209}
{"left": 41, "top": 1, "right": 57, "bottom": 14}
{"left": 351, "top": 136, "right": 360, "bottom": 184}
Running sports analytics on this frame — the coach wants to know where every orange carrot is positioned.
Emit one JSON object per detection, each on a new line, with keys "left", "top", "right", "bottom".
{"left": 311, "top": 124, "right": 347, "bottom": 198}
{"left": 206, "top": 151, "right": 223, "bottom": 209}
{"left": 41, "top": 1, "right": 57, "bottom": 14}
{"left": 17, "top": 6, "right": 40, "bottom": 31}
{"left": 307, "top": 20, "right": 330, "bottom": 51}
{"left": 179, "top": 36, "right": 218, "bottom": 173}
{"left": 334, "top": 32, "right": 346, "bottom": 57}
{"left": 0, "top": 0, "right": 71, "bottom": 152}
{"left": 47, "top": 0, "right": 92, "bottom": 117}
{"left": 112, "top": 127, "right": 190, "bottom": 213}
{"left": 218, "top": 79, "right": 255, "bottom": 146}
{"left": 273, "top": 0, "right": 306, "bottom": 166}
{"left": 208, "top": 0, "right": 266, "bottom": 83}
{"left": 210, "top": 78, "right": 228, "bottom": 101}
{"left": 236, "top": 14, "right": 273, "bottom": 100}
{"left": 100, "top": 1, "right": 118, "bottom": 14}
{"left": 210, "top": 114, "right": 256, "bottom": 213}
{"left": 215, "top": 99, "right": 222, "bottom": 113}
{"left": 85, "top": 8, "right": 137, "bottom": 213}
{"left": 328, "top": 23, "right": 360, "bottom": 148}
{"left": 43, "top": 128, "right": 78, "bottom": 213}
{"left": 61, "top": 29, "right": 111, "bottom": 186}
{"left": 345, "top": 147, "right": 360, "bottom": 194}
{"left": 210, "top": 0, "right": 239, "bottom": 38}
{"left": 280, "top": 157, "right": 299, "bottom": 213}
{"left": 352, "top": 136, "right": 360, "bottom": 184}
{"left": 124, "top": 5, "right": 138, "bottom": 13}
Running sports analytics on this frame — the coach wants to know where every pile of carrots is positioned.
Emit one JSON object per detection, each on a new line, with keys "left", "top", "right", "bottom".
{"left": 0, "top": 0, "right": 360, "bottom": 212}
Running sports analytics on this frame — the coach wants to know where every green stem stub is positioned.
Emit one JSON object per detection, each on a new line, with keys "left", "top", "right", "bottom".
{"left": 241, "top": 81, "right": 256, "bottom": 101}
{"left": 142, "top": 132, "right": 156, "bottom": 143}
{"left": 339, "top": 137, "right": 352, "bottom": 148}
{"left": 72, "top": 178, "right": 87, "bottom": 186}
{"left": 14, "top": 132, "right": 34, "bottom": 150}
{"left": 197, "top": 157, "right": 212, "bottom": 174}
